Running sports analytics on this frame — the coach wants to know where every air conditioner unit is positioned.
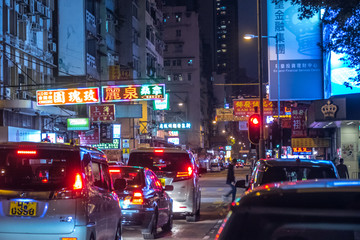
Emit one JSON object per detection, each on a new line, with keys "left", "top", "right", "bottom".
{"left": 5, "top": 88, "right": 11, "bottom": 99}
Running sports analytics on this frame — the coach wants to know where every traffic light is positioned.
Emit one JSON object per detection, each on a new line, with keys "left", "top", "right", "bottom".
{"left": 248, "top": 114, "right": 261, "bottom": 145}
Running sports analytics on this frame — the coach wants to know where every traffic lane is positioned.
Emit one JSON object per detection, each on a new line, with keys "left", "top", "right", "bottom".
{"left": 122, "top": 169, "right": 243, "bottom": 239}
{"left": 200, "top": 167, "right": 251, "bottom": 188}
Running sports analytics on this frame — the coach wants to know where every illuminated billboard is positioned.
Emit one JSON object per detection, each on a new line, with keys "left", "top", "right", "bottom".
{"left": 67, "top": 118, "right": 90, "bottom": 131}
{"left": 159, "top": 122, "right": 191, "bottom": 130}
{"left": 58, "top": 0, "right": 86, "bottom": 76}
{"left": 154, "top": 93, "right": 169, "bottom": 110}
{"left": 37, "top": 87, "right": 100, "bottom": 106}
{"left": 267, "top": 0, "right": 323, "bottom": 101}
{"left": 102, "top": 84, "right": 165, "bottom": 102}
{"left": 168, "top": 137, "right": 180, "bottom": 145}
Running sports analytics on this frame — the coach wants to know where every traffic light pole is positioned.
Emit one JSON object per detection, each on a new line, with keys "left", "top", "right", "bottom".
{"left": 257, "top": 0, "right": 265, "bottom": 159}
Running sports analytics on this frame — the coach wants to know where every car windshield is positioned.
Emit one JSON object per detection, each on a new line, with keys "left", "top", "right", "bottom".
{"left": 259, "top": 166, "right": 337, "bottom": 185}
{"left": 128, "top": 152, "right": 192, "bottom": 172}
{"left": 110, "top": 167, "right": 143, "bottom": 186}
{"left": 0, "top": 149, "right": 80, "bottom": 191}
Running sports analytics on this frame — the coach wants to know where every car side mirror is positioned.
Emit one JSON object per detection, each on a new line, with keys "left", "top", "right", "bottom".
{"left": 114, "top": 178, "right": 127, "bottom": 191}
{"left": 235, "top": 180, "right": 247, "bottom": 188}
{"left": 163, "top": 185, "right": 174, "bottom": 191}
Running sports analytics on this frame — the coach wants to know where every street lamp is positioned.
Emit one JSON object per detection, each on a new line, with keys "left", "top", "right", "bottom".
{"left": 244, "top": 33, "right": 281, "bottom": 156}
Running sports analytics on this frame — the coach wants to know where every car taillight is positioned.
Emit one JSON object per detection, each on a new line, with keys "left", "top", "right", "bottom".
{"left": 175, "top": 166, "right": 193, "bottom": 181}
{"left": 17, "top": 150, "right": 37, "bottom": 155}
{"left": 124, "top": 191, "right": 144, "bottom": 205}
{"left": 109, "top": 169, "right": 121, "bottom": 174}
{"left": 73, "top": 173, "right": 83, "bottom": 190}
{"left": 188, "top": 166, "right": 193, "bottom": 176}
{"left": 154, "top": 149, "right": 164, "bottom": 153}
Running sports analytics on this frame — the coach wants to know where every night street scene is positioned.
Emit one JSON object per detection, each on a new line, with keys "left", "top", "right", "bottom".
{"left": 0, "top": 0, "right": 360, "bottom": 239}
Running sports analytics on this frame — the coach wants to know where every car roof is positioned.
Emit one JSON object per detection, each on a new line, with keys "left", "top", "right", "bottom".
{"left": 237, "top": 179, "right": 360, "bottom": 209}
{"left": 130, "top": 147, "right": 189, "bottom": 154}
{"left": 258, "top": 158, "right": 335, "bottom": 167}
{"left": 109, "top": 165, "right": 144, "bottom": 170}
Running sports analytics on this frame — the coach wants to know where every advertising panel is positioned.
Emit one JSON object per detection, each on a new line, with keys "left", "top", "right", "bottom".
{"left": 233, "top": 99, "right": 274, "bottom": 116}
{"left": 159, "top": 122, "right": 191, "bottom": 130}
{"left": 8, "top": 127, "right": 41, "bottom": 142}
{"left": 267, "top": 0, "right": 323, "bottom": 101}
{"left": 168, "top": 138, "right": 180, "bottom": 145}
{"left": 67, "top": 118, "right": 90, "bottom": 131}
{"left": 113, "top": 124, "right": 121, "bottom": 139}
{"left": 291, "top": 107, "right": 307, "bottom": 138}
{"left": 154, "top": 93, "right": 169, "bottom": 110}
{"left": 216, "top": 108, "right": 246, "bottom": 121}
{"left": 79, "top": 128, "right": 100, "bottom": 146}
{"left": 89, "top": 104, "right": 115, "bottom": 122}
{"left": 109, "top": 66, "right": 133, "bottom": 81}
{"left": 37, "top": 87, "right": 100, "bottom": 106}
{"left": 102, "top": 84, "right": 165, "bottom": 102}
{"left": 58, "top": 0, "right": 86, "bottom": 76}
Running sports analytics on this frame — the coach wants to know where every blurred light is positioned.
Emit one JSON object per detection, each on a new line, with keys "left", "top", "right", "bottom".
{"left": 244, "top": 34, "right": 257, "bottom": 39}
{"left": 178, "top": 103, "right": 184, "bottom": 106}
{"left": 212, "top": 120, "right": 217, "bottom": 124}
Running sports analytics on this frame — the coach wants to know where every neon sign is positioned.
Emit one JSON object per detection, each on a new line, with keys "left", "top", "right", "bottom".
{"left": 37, "top": 87, "right": 100, "bottom": 106}
{"left": 292, "top": 147, "right": 312, "bottom": 155}
{"left": 159, "top": 122, "right": 191, "bottom": 130}
{"left": 102, "top": 84, "right": 165, "bottom": 102}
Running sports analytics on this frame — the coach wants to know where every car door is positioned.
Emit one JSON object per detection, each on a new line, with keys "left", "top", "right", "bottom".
{"left": 148, "top": 171, "right": 169, "bottom": 226}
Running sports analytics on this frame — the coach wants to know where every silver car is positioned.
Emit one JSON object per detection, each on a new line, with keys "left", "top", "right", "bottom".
{"left": 127, "top": 148, "right": 201, "bottom": 222}
{"left": 0, "top": 142, "right": 122, "bottom": 240}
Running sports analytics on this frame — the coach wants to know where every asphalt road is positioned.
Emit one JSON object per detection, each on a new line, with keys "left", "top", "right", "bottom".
{"left": 122, "top": 166, "right": 250, "bottom": 240}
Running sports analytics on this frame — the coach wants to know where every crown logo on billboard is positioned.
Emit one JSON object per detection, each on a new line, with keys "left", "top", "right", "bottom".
{"left": 321, "top": 100, "right": 338, "bottom": 118}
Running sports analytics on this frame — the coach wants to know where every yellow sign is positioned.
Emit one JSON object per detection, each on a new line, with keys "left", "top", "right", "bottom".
{"left": 109, "top": 66, "right": 133, "bottom": 81}
{"left": 291, "top": 138, "right": 330, "bottom": 148}
{"left": 123, "top": 148, "right": 130, "bottom": 154}
{"left": 215, "top": 108, "right": 247, "bottom": 122}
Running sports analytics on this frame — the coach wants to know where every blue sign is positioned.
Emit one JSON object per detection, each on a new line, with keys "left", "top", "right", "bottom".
{"left": 159, "top": 122, "right": 191, "bottom": 130}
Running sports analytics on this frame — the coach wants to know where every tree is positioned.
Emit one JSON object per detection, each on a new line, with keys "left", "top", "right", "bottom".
{"left": 280, "top": 0, "right": 360, "bottom": 85}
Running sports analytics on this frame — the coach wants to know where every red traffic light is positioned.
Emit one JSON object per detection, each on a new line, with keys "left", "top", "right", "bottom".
{"left": 248, "top": 114, "right": 261, "bottom": 145}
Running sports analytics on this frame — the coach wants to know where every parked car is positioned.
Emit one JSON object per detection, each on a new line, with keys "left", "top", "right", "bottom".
{"left": 0, "top": 142, "right": 122, "bottom": 240}
{"left": 210, "top": 163, "right": 221, "bottom": 172}
{"left": 127, "top": 148, "right": 201, "bottom": 222}
{"left": 216, "top": 179, "right": 360, "bottom": 240}
{"left": 109, "top": 165, "right": 173, "bottom": 239}
{"left": 236, "top": 158, "right": 339, "bottom": 190}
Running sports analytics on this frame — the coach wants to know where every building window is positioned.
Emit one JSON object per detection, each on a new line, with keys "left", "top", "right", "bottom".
{"left": 188, "top": 73, "right": 192, "bottom": 81}
{"left": 164, "top": 44, "right": 168, "bottom": 51}
{"left": 175, "top": 13, "right": 182, "bottom": 22}
{"left": 132, "top": 4, "right": 138, "bottom": 19}
{"left": 164, "top": 60, "right": 170, "bottom": 66}
{"left": 167, "top": 74, "right": 171, "bottom": 81}
{"left": 172, "top": 60, "right": 177, "bottom": 66}
{"left": 175, "top": 44, "right": 183, "bottom": 52}
{"left": 176, "top": 59, "right": 181, "bottom": 66}
{"left": 176, "top": 29, "right": 181, "bottom": 37}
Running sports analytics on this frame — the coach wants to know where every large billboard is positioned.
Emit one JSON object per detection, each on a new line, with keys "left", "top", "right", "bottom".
{"left": 102, "top": 84, "right": 165, "bottom": 102}
{"left": 267, "top": 0, "right": 323, "bottom": 101}
{"left": 58, "top": 0, "right": 86, "bottom": 76}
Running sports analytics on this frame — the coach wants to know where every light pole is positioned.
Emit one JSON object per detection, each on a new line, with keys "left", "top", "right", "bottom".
{"left": 244, "top": 33, "right": 281, "bottom": 158}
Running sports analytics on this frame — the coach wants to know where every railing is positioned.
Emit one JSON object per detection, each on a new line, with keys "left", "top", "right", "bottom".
{"left": 351, "top": 172, "right": 360, "bottom": 179}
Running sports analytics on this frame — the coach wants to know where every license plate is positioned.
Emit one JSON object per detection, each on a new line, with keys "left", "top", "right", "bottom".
{"left": 159, "top": 178, "right": 166, "bottom": 186}
{"left": 10, "top": 201, "right": 37, "bottom": 216}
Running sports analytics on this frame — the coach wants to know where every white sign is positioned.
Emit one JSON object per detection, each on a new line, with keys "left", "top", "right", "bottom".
{"left": 8, "top": 127, "right": 41, "bottom": 142}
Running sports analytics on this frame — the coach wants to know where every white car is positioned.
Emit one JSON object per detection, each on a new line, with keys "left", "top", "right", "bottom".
{"left": 128, "top": 147, "right": 201, "bottom": 222}
{"left": 0, "top": 142, "right": 122, "bottom": 240}
{"left": 210, "top": 163, "right": 221, "bottom": 172}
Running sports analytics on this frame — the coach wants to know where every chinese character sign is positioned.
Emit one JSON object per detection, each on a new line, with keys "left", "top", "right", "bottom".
{"left": 89, "top": 104, "right": 115, "bottom": 122}
{"left": 233, "top": 100, "right": 274, "bottom": 116}
{"left": 37, "top": 87, "right": 100, "bottom": 106}
{"left": 109, "top": 66, "right": 133, "bottom": 81}
{"left": 291, "top": 107, "right": 307, "bottom": 138}
{"left": 159, "top": 122, "right": 191, "bottom": 130}
{"left": 79, "top": 128, "right": 100, "bottom": 146}
{"left": 102, "top": 84, "right": 165, "bottom": 102}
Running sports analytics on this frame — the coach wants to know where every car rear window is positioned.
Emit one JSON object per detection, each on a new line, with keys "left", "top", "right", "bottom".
{"left": 128, "top": 152, "right": 192, "bottom": 172}
{"left": 0, "top": 149, "right": 80, "bottom": 191}
{"left": 259, "top": 166, "right": 337, "bottom": 185}
{"left": 110, "top": 167, "right": 144, "bottom": 186}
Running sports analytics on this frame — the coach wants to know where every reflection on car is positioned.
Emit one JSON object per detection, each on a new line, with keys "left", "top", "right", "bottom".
{"left": 236, "top": 159, "right": 339, "bottom": 190}
{"left": 0, "top": 142, "right": 122, "bottom": 240}
{"left": 127, "top": 148, "right": 201, "bottom": 222}
{"left": 216, "top": 179, "right": 360, "bottom": 240}
{"left": 109, "top": 165, "right": 173, "bottom": 239}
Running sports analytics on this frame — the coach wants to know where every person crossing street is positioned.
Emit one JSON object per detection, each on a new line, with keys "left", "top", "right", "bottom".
{"left": 223, "top": 159, "right": 237, "bottom": 202}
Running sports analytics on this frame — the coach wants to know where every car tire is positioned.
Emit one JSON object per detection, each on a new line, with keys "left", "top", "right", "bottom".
{"left": 186, "top": 214, "right": 197, "bottom": 222}
{"left": 143, "top": 211, "right": 158, "bottom": 239}
{"left": 115, "top": 222, "right": 122, "bottom": 240}
{"left": 161, "top": 212, "right": 173, "bottom": 232}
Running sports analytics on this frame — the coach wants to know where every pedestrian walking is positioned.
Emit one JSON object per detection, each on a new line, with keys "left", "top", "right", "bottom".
{"left": 224, "top": 159, "right": 236, "bottom": 202}
{"left": 337, "top": 158, "right": 349, "bottom": 179}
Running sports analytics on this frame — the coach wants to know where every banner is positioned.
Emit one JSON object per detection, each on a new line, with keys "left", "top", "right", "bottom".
{"left": 233, "top": 99, "right": 274, "bottom": 116}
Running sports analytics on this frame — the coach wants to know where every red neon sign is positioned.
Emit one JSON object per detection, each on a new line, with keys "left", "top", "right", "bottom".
{"left": 36, "top": 87, "right": 100, "bottom": 106}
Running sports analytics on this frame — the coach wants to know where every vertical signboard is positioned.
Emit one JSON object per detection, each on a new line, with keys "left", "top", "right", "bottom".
{"left": 291, "top": 107, "right": 307, "bottom": 138}
{"left": 58, "top": 0, "right": 86, "bottom": 76}
{"left": 89, "top": 104, "right": 115, "bottom": 122}
{"left": 267, "top": 0, "right": 322, "bottom": 101}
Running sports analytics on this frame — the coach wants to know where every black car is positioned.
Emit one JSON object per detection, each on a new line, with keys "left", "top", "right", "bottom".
{"left": 216, "top": 179, "right": 360, "bottom": 240}
{"left": 236, "top": 158, "right": 339, "bottom": 190}
{"left": 109, "top": 166, "right": 173, "bottom": 239}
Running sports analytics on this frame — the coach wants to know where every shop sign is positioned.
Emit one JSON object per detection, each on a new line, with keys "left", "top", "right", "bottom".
{"left": 122, "top": 139, "right": 130, "bottom": 148}
{"left": 291, "top": 107, "right": 307, "bottom": 138}
{"left": 89, "top": 104, "right": 115, "bottom": 122}
{"left": 291, "top": 138, "right": 330, "bottom": 148}
{"left": 100, "top": 123, "right": 113, "bottom": 143}
{"left": 321, "top": 100, "right": 338, "bottom": 119}
{"left": 37, "top": 87, "right": 100, "bottom": 106}
{"left": 92, "top": 139, "right": 120, "bottom": 149}
{"left": 67, "top": 118, "right": 90, "bottom": 131}
{"left": 159, "top": 122, "right": 191, "bottom": 130}
{"left": 168, "top": 137, "right": 180, "bottom": 145}
{"left": 154, "top": 93, "right": 169, "bottom": 110}
{"left": 7, "top": 127, "right": 41, "bottom": 142}
{"left": 168, "top": 131, "right": 179, "bottom": 137}
{"left": 233, "top": 99, "right": 274, "bottom": 116}
{"left": 225, "top": 145, "right": 232, "bottom": 151}
{"left": 113, "top": 124, "right": 121, "bottom": 139}
{"left": 109, "top": 66, "right": 133, "bottom": 81}
{"left": 79, "top": 128, "right": 100, "bottom": 145}
{"left": 216, "top": 108, "right": 246, "bottom": 121}
{"left": 102, "top": 84, "right": 165, "bottom": 102}
{"left": 292, "top": 147, "right": 312, "bottom": 155}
